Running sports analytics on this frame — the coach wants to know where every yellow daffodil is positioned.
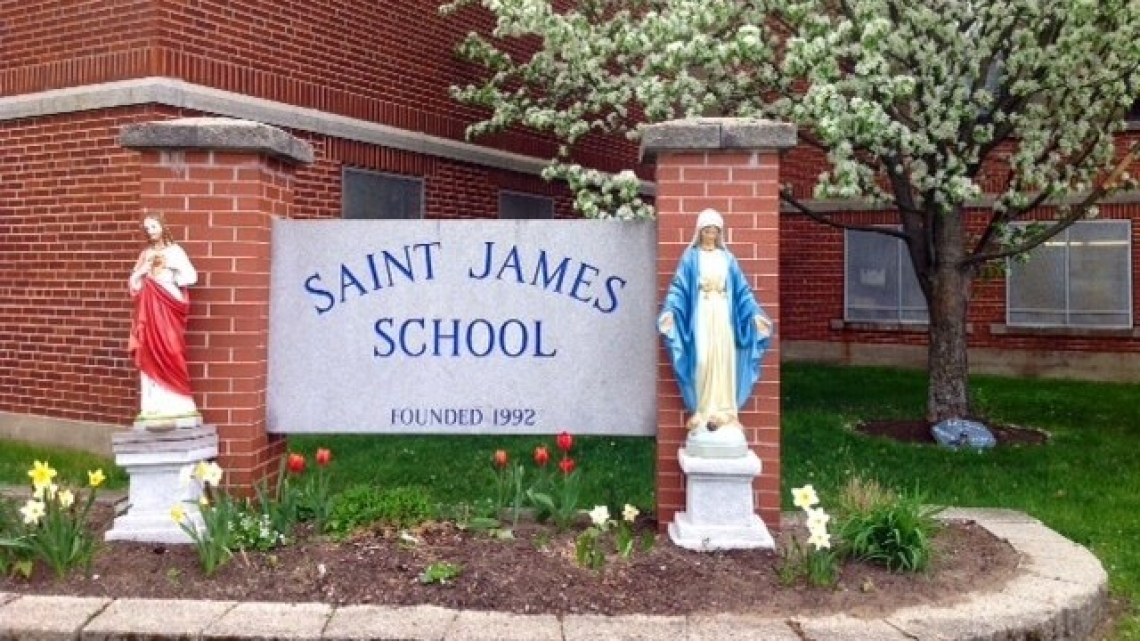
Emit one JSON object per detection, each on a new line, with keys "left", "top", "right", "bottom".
{"left": 57, "top": 488, "right": 75, "bottom": 509}
{"left": 170, "top": 504, "right": 187, "bottom": 524}
{"left": 791, "top": 484, "right": 819, "bottom": 510}
{"left": 199, "top": 495, "right": 210, "bottom": 507}
{"left": 20, "top": 499, "right": 45, "bottom": 525}
{"left": 28, "top": 460, "right": 57, "bottom": 490}
{"left": 87, "top": 469, "right": 105, "bottom": 488}
{"left": 622, "top": 504, "right": 640, "bottom": 523}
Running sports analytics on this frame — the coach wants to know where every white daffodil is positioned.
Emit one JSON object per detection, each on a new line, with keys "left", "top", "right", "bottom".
{"left": 200, "top": 462, "right": 224, "bottom": 487}
{"left": 34, "top": 483, "right": 58, "bottom": 501}
{"left": 20, "top": 499, "right": 45, "bottom": 525}
{"left": 170, "top": 504, "right": 187, "bottom": 524}
{"left": 588, "top": 505, "right": 611, "bottom": 527}
{"left": 792, "top": 485, "right": 819, "bottom": 510}
{"left": 56, "top": 488, "right": 75, "bottom": 509}
{"left": 622, "top": 504, "right": 640, "bottom": 523}
{"left": 805, "top": 507, "right": 831, "bottom": 533}
{"left": 807, "top": 529, "right": 832, "bottom": 551}
{"left": 193, "top": 461, "right": 211, "bottom": 483}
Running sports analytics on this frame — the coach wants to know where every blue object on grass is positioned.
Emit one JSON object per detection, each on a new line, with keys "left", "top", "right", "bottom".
{"left": 931, "top": 418, "right": 996, "bottom": 449}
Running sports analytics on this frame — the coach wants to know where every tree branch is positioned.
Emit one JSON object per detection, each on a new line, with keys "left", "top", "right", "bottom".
{"left": 779, "top": 189, "right": 908, "bottom": 239}
{"left": 965, "top": 142, "right": 1139, "bottom": 265}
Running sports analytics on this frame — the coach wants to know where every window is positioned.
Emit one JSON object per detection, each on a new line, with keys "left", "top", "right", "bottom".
{"left": 499, "top": 191, "right": 554, "bottom": 219}
{"left": 1007, "top": 221, "right": 1132, "bottom": 328}
{"left": 845, "top": 229, "right": 928, "bottom": 323}
{"left": 342, "top": 168, "right": 423, "bottom": 219}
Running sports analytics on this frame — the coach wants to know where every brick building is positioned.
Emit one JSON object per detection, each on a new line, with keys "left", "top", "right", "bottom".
{"left": 2, "top": 0, "right": 1139, "bottom": 462}
{"left": 0, "top": 0, "right": 626, "bottom": 457}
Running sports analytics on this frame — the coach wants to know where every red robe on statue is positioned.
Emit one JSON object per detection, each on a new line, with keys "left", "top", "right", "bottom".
{"left": 129, "top": 278, "right": 192, "bottom": 397}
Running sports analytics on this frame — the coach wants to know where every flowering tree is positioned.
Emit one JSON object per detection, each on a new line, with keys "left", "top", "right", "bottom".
{"left": 444, "top": 0, "right": 1140, "bottom": 421}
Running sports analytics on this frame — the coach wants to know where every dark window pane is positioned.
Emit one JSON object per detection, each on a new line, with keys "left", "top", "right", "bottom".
{"left": 499, "top": 191, "right": 554, "bottom": 219}
{"left": 342, "top": 169, "right": 423, "bottom": 220}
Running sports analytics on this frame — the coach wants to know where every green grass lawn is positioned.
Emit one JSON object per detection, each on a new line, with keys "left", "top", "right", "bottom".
{"left": 0, "top": 440, "right": 128, "bottom": 491}
{"left": 779, "top": 364, "right": 1140, "bottom": 640}
{"left": 1, "top": 363, "right": 1137, "bottom": 637}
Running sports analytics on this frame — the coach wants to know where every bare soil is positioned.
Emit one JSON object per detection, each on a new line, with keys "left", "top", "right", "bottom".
{"left": 1, "top": 421, "right": 1047, "bottom": 617}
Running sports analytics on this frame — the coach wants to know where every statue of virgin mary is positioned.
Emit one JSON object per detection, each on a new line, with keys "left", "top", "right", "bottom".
{"left": 658, "top": 208, "right": 772, "bottom": 435}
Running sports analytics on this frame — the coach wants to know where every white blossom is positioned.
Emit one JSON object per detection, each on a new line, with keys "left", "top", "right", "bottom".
{"left": 447, "top": 0, "right": 1140, "bottom": 419}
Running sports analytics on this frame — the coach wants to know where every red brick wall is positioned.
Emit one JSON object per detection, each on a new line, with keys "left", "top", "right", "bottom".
{"left": 0, "top": 106, "right": 579, "bottom": 432}
{"left": 778, "top": 132, "right": 1140, "bottom": 198}
{"left": 0, "top": 0, "right": 639, "bottom": 175}
{"left": 780, "top": 203, "right": 1140, "bottom": 355}
{"left": 654, "top": 151, "right": 783, "bottom": 529}
{"left": 0, "top": 0, "right": 156, "bottom": 91}
{"left": 300, "top": 136, "right": 577, "bottom": 221}
{"left": 134, "top": 146, "right": 301, "bottom": 489}
{"left": 0, "top": 107, "right": 163, "bottom": 425}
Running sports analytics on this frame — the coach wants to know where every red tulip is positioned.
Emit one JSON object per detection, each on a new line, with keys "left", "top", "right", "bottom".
{"left": 493, "top": 449, "right": 509, "bottom": 469}
{"left": 559, "top": 457, "right": 576, "bottom": 475}
{"left": 315, "top": 448, "right": 332, "bottom": 467}
{"left": 556, "top": 431, "right": 573, "bottom": 452}
{"left": 287, "top": 453, "right": 306, "bottom": 474}
{"left": 533, "top": 445, "right": 550, "bottom": 467}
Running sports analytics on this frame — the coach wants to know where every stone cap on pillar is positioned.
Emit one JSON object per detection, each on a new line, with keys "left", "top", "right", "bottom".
{"left": 640, "top": 117, "right": 797, "bottom": 162}
{"left": 120, "top": 117, "right": 314, "bottom": 165}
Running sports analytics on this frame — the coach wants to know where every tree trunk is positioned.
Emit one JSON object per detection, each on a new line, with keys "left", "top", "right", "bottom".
{"left": 924, "top": 214, "right": 974, "bottom": 423}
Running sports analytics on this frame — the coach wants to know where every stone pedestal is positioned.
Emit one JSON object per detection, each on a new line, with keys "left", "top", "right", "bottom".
{"left": 133, "top": 413, "right": 203, "bottom": 431}
{"left": 668, "top": 447, "right": 775, "bottom": 551}
{"left": 105, "top": 425, "right": 218, "bottom": 544}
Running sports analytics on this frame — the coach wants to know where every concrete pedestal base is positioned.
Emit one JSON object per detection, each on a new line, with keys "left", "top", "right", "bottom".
{"left": 668, "top": 448, "right": 775, "bottom": 551}
{"left": 133, "top": 413, "right": 203, "bottom": 431}
{"left": 105, "top": 425, "right": 218, "bottom": 544}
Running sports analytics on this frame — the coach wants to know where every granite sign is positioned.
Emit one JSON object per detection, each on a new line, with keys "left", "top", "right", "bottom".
{"left": 267, "top": 219, "right": 657, "bottom": 435}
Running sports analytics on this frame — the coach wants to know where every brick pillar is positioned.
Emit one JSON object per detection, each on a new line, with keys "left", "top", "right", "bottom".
{"left": 641, "top": 118, "right": 796, "bottom": 530}
{"left": 120, "top": 117, "right": 313, "bottom": 493}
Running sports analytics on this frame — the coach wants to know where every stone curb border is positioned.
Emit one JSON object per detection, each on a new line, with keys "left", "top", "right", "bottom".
{"left": 0, "top": 508, "right": 1107, "bottom": 641}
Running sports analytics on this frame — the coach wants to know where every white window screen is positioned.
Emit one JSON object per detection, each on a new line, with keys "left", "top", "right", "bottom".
{"left": 845, "top": 229, "right": 928, "bottom": 323}
{"left": 342, "top": 168, "right": 424, "bottom": 220}
{"left": 1007, "top": 221, "right": 1132, "bottom": 328}
{"left": 499, "top": 191, "right": 554, "bottom": 219}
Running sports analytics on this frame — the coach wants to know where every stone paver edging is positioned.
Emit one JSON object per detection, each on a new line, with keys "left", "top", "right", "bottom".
{"left": 0, "top": 508, "right": 1107, "bottom": 641}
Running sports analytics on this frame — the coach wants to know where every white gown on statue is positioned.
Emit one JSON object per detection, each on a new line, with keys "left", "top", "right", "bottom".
{"left": 693, "top": 249, "right": 739, "bottom": 426}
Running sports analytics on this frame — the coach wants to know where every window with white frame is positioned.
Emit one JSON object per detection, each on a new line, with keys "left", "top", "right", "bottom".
{"left": 1007, "top": 220, "right": 1132, "bottom": 328}
{"left": 498, "top": 191, "right": 554, "bottom": 219}
{"left": 844, "top": 229, "right": 929, "bottom": 323}
{"left": 342, "top": 168, "right": 424, "bottom": 219}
